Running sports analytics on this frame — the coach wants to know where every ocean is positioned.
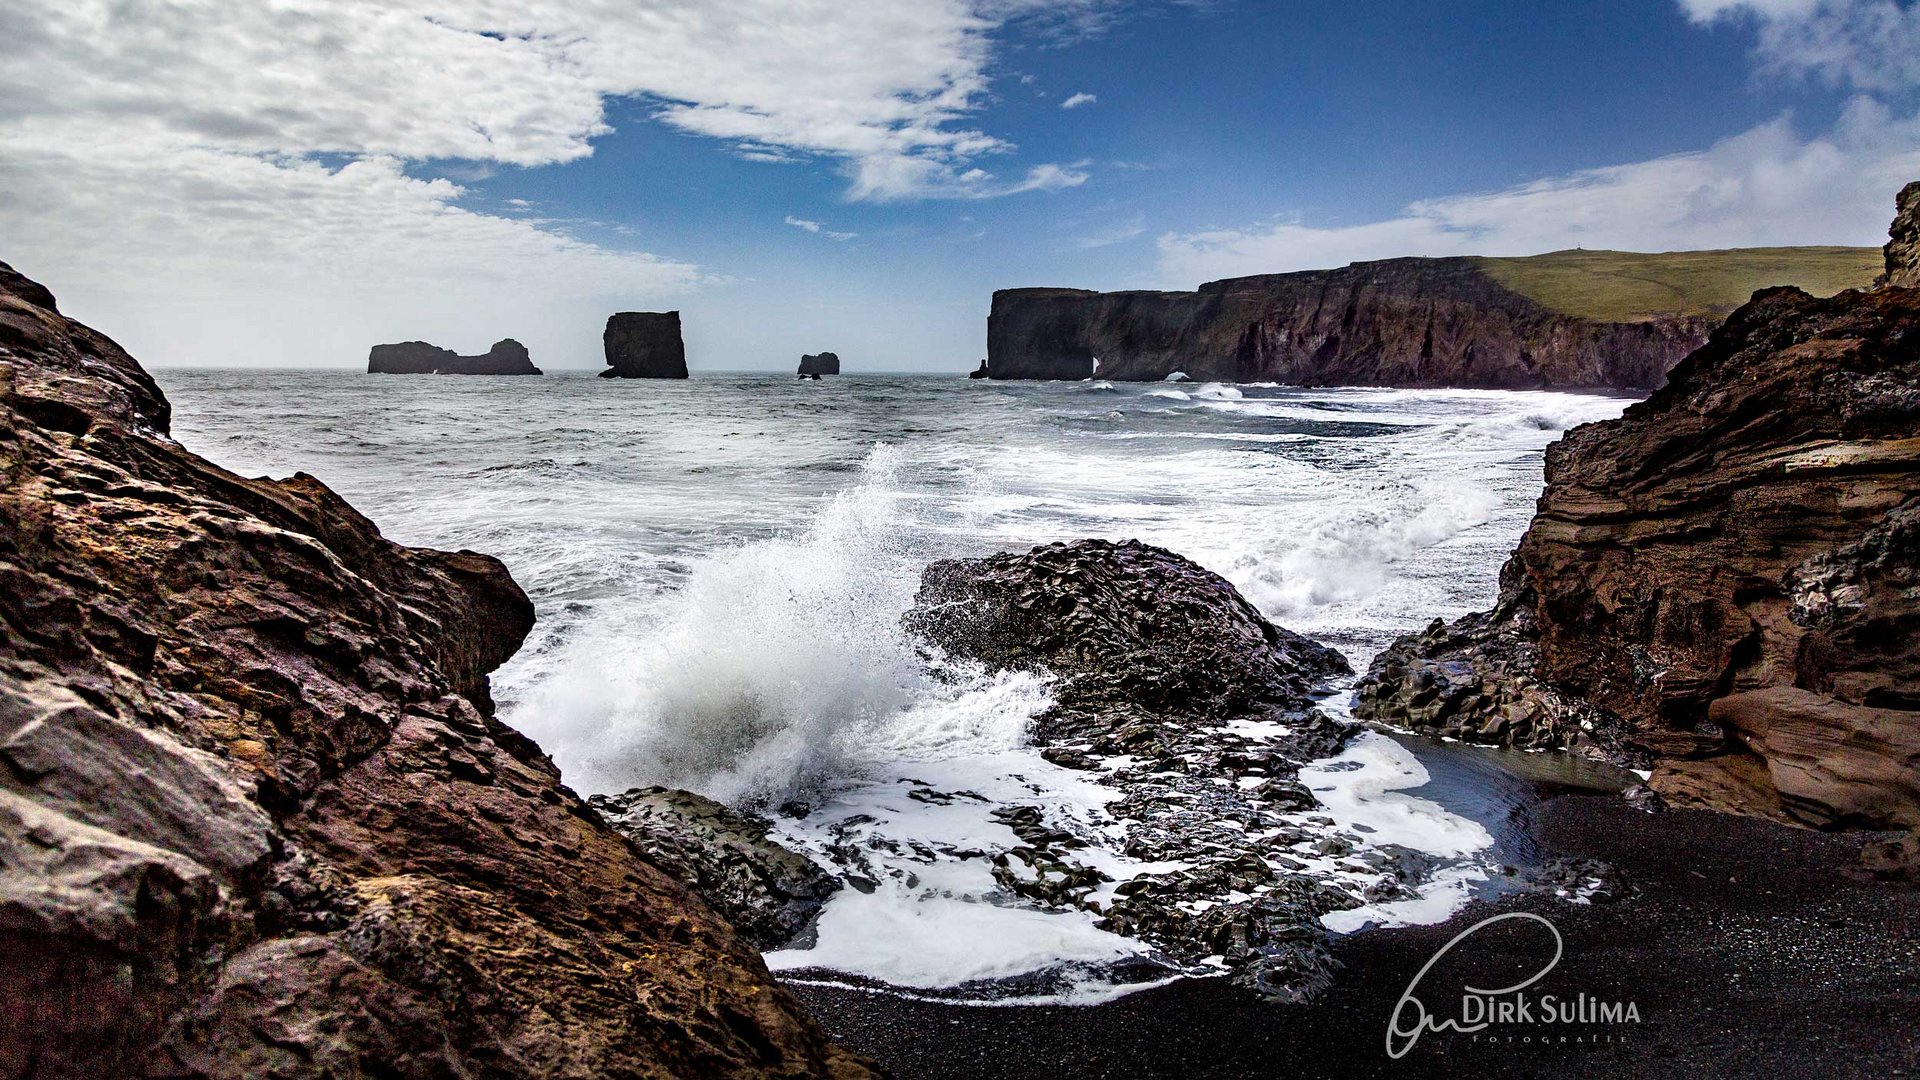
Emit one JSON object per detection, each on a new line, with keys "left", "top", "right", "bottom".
{"left": 156, "top": 369, "right": 1635, "bottom": 1002}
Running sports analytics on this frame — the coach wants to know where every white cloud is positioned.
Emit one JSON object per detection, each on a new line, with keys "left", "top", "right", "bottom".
{"left": 785, "top": 215, "right": 856, "bottom": 240}
{"left": 1061, "top": 92, "right": 1099, "bottom": 109}
{"left": 1158, "top": 99, "right": 1920, "bottom": 284}
{"left": 1680, "top": 0, "right": 1920, "bottom": 91}
{"left": 0, "top": 0, "right": 1108, "bottom": 366}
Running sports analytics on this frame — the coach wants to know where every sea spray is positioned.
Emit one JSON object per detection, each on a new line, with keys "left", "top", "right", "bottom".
{"left": 517, "top": 444, "right": 970, "bottom": 805}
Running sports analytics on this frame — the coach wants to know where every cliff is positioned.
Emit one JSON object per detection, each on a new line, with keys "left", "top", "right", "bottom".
{"left": 0, "top": 261, "right": 871, "bottom": 1078}
{"left": 603, "top": 311, "right": 688, "bottom": 379}
{"left": 985, "top": 247, "right": 1880, "bottom": 388}
{"left": 1881, "top": 181, "right": 1920, "bottom": 289}
{"left": 368, "top": 338, "right": 541, "bottom": 375}
{"left": 1353, "top": 191, "right": 1920, "bottom": 829}
{"left": 798, "top": 352, "right": 840, "bottom": 376}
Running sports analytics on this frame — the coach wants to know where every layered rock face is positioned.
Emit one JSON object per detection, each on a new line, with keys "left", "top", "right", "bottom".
{"left": 1881, "top": 181, "right": 1920, "bottom": 289}
{"left": 603, "top": 311, "right": 689, "bottom": 379}
{"left": 797, "top": 352, "right": 840, "bottom": 377}
{"left": 1357, "top": 279, "right": 1920, "bottom": 828}
{"left": 985, "top": 261, "right": 1716, "bottom": 387}
{"left": 0, "top": 262, "right": 870, "bottom": 1078}
{"left": 908, "top": 540, "right": 1369, "bottom": 1000}
{"left": 367, "top": 338, "right": 541, "bottom": 375}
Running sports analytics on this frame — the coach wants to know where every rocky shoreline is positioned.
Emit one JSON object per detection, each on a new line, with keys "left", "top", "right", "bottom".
{"left": 1354, "top": 188, "right": 1920, "bottom": 835}
{"left": 0, "top": 261, "right": 871, "bottom": 1077}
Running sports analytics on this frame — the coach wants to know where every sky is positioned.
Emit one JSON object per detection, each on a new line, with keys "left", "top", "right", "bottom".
{"left": 1, "top": 0, "right": 1918, "bottom": 372}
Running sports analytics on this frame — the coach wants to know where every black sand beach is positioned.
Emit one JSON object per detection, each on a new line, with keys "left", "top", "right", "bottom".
{"left": 793, "top": 795, "right": 1920, "bottom": 1079}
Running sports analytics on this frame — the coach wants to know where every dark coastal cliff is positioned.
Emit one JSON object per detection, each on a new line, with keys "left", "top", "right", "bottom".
{"left": 985, "top": 247, "right": 1879, "bottom": 388}
{"left": 0, "top": 262, "right": 870, "bottom": 1077}
{"left": 1355, "top": 189, "right": 1920, "bottom": 830}
{"left": 368, "top": 338, "right": 540, "bottom": 375}
{"left": 603, "top": 311, "right": 689, "bottom": 379}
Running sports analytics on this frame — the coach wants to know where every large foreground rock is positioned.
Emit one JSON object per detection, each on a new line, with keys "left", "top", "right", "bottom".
{"left": 603, "top": 311, "right": 689, "bottom": 379}
{"left": 1356, "top": 190, "right": 1920, "bottom": 829}
{"left": 368, "top": 338, "right": 541, "bottom": 375}
{"left": 0, "top": 260, "right": 871, "bottom": 1078}
{"left": 1881, "top": 181, "right": 1920, "bottom": 289}
{"left": 908, "top": 539, "right": 1363, "bottom": 1000}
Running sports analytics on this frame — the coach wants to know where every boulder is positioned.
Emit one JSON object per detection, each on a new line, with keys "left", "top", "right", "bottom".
{"left": 602, "top": 311, "right": 688, "bottom": 379}
{"left": 1356, "top": 185, "right": 1920, "bottom": 829}
{"left": 367, "top": 338, "right": 540, "bottom": 375}
{"left": 906, "top": 539, "right": 1359, "bottom": 1000}
{"left": 798, "top": 352, "right": 840, "bottom": 377}
{"left": 0, "top": 260, "right": 871, "bottom": 1078}
{"left": 589, "top": 787, "right": 840, "bottom": 949}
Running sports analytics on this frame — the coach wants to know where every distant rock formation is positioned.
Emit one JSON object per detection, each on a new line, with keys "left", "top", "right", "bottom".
{"left": 601, "top": 311, "right": 687, "bottom": 378}
{"left": 798, "top": 351, "right": 840, "bottom": 378}
{"left": 985, "top": 247, "right": 1880, "bottom": 389}
{"left": 986, "top": 265, "right": 1716, "bottom": 388}
{"left": 1880, "top": 181, "right": 1920, "bottom": 288}
{"left": 968, "top": 359, "right": 989, "bottom": 379}
{"left": 1355, "top": 185, "right": 1920, "bottom": 829}
{"left": 0, "top": 260, "right": 873, "bottom": 1078}
{"left": 368, "top": 338, "right": 540, "bottom": 374}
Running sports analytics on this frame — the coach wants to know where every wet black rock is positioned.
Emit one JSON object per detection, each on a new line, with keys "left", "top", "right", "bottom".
{"left": 905, "top": 539, "right": 1370, "bottom": 1001}
{"left": 589, "top": 786, "right": 841, "bottom": 948}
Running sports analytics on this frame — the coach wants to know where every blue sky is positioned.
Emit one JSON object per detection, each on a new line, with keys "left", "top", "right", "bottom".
{"left": 3, "top": 0, "right": 1917, "bottom": 371}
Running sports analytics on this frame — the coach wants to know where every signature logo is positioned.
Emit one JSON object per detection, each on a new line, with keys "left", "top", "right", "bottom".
{"left": 1387, "top": 912, "right": 1639, "bottom": 1059}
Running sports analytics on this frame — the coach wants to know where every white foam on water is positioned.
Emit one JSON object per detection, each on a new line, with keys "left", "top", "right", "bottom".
{"left": 1299, "top": 731, "right": 1495, "bottom": 859}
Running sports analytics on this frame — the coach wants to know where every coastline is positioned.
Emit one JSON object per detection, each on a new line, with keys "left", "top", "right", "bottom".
{"left": 791, "top": 794, "right": 1920, "bottom": 1078}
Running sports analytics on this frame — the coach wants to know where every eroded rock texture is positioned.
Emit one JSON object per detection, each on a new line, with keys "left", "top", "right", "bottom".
{"left": 1358, "top": 281, "right": 1920, "bottom": 829}
{"left": 603, "top": 311, "right": 689, "bottom": 379}
{"left": 589, "top": 787, "right": 841, "bottom": 950}
{"left": 908, "top": 539, "right": 1364, "bottom": 1001}
{"left": 984, "top": 261, "right": 1716, "bottom": 387}
{"left": 0, "top": 261, "right": 871, "bottom": 1078}
{"left": 1882, "top": 181, "right": 1920, "bottom": 289}
{"left": 367, "top": 338, "right": 541, "bottom": 375}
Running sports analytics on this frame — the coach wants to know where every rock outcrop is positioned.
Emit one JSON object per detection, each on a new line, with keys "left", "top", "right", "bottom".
{"left": 0, "top": 261, "right": 871, "bottom": 1078}
{"left": 984, "top": 263, "right": 1717, "bottom": 387}
{"left": 589, "top": 787, "right": 841, "bottom": 950}
{"left": 367, "top": 338, "right": 541, "bottom": 375}
{"left": 603, "top": 311, "right": 688, "bottom": 379}
{"left": 907, "top": 540, "right": 1368, "bottom": 1001}
{"left": 1880, "top": 181, "right": 1920, "bottom": 289}
{"left": 1356, "top": 269, "right": 1920, "bottom": 828}
{"left": 797, "top": 352, "right": 840, "bottom": 377}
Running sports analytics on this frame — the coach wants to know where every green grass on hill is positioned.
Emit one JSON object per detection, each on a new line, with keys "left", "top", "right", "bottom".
{"left": 1470, "top": 246, "right": 1882, "bottom": 323}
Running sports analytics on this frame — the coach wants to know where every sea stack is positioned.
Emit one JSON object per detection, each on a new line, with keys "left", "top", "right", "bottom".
{"left": 368, "top": 338, "right": 540, "bottom": 375}
{"left": 601, "top": 311, "right": 688, "bottom": 379}
{"left": 798, "top": 351, "right": 840, "bottom": 378}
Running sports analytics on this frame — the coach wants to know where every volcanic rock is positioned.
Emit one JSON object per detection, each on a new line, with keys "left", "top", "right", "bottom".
{"left": 589, "top": 786, "right": 841, "bottom": 949}
{"left": 0, "top": 260, "right": 871, "bottom": 1078}
{"left": 602, "top": 311, "right": 688, "bottom": 379}
{"left": 907, "top": 539, "right": 1362, "bottom": 1000}
{"left": 367, "top": 338, "right": 541, "bottom": 375}
{"left": 798, "top": 352, "right": 841, "bottom": 377}
{"left": 1356, "top": 207, "right": 1920, "bottom": 828}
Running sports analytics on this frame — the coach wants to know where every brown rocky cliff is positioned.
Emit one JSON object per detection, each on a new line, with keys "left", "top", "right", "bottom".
{"left": 984, "top": 259, "right": 1716, "bottom": 388}
{"left": 1357, "top": 279, "right": 1920, "bottom": 829}
{"left": 0, "top": 261, "right": 872, "bottom": 1078}
{"left": 1881, "top": 180, "right": 1920, "bottom": 289}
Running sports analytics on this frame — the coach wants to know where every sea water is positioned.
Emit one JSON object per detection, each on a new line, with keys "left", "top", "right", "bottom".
{"left": 157, "top": 370, "right": 1633, "bottom": 1000}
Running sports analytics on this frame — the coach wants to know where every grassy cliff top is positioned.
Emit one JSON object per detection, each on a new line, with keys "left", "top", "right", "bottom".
{"left": 1470, "top": 246, "right": 1881, "bottom": 323}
